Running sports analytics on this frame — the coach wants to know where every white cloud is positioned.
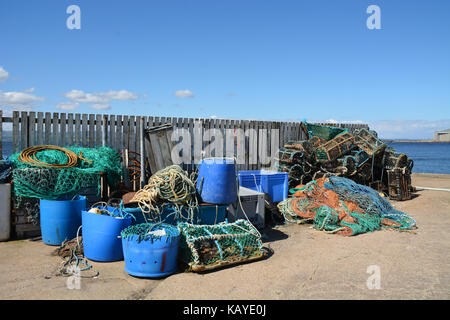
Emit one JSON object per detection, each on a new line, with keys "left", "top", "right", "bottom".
{"left": 174, "top": 89, "right": 195, "bottom": 98}
{"left": 0, "top": 90, "right": 44, "bottom": 108}
{"left": 0, "top": 66, "right": 9, "bottom": 82}
{"left": 324, "top": 119, "right": 364, "bottom": 124}
{"left": 64, "top": 89, "right": 108, "bottom": 104}
{"left": 103, "top": 90, "right": 138, "bottom": 100}
{"left": 210, "top": 115, "right": 217, "bottom": 119}
{"left": 368, "top": 119, "right": 450, "bottom": 139}
{"left": 90, "top": 103, "right": 111, "bottom": 110}
{"left": 56, "top": 101, "right": 80, "bottom": 110}
{"left": 23, "top": 88, "right": 35, "bottom": 93}
{"left": 62, "top": 89, "right": 139, "bottom": 110}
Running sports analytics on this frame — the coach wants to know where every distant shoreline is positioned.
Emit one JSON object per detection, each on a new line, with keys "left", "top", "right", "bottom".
{"left": 383, "top": 139, "right": 450, "bottom": 143}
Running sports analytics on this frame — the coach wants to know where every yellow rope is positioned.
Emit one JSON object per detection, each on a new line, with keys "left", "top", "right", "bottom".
{"left": 18, "top": 145, "right": 92, "bottom": 168}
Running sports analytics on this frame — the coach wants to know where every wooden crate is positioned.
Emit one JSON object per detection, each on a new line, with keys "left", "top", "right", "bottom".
{"left": 144, "top": 123, "right": 175, "bottom": 175}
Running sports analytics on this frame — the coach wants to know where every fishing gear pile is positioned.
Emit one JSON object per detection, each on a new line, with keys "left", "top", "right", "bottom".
{"left": 278, "top": 122, "right": 414, "bottom": 201}
{"left": 0, "top": 160, "right": 12, "bottom": 183}
{"left": 278, "top": 176, "right": 416, "bottom": 236}
{"left": 130, "top": 165, "right": 199, "bottom": 223}
{"left": 177, "top": 219, "right": 266, "bottom": 272}
{"left": 8, "top": 145, "right": 123, "bottom": 200}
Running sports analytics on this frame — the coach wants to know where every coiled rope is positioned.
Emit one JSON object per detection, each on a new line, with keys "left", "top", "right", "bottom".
{"left": 18, "top": 145, "right": 92, "bottom": 168}
{"left": 131, "top": 165, "right": 199, "bottom": 222}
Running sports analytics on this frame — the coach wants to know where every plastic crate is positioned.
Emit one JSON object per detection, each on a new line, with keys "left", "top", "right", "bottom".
{"left": 238, "top": 170, "right": 264, "bottom": 192}
{"left": 238, "top": 170, "right": 288, "bottom": 203}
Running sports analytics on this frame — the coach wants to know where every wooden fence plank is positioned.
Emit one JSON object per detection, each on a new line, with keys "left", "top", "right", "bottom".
{"left": 81, "top": 114, "right": 88, "bottom": 147}
{"left": 108, "top": 114, "right": 115, "bottom": 149}
{"left": 88, "top": 114, "right": 95, "bottom": 148}
{"left": 116, "top": 115, "right": 122, "bottom": 152}
{"left": 60, "top": 113, "right": 66, "bottom": 146}
{"left": 95, "top": 114, "right": 102, "bottom": 146}
{"left": 21, "top": 111, "right": 29, "bottom": 149}
{"left": 44, "top": 112, "right": 51, "bottom": 145}
{"left": 37, "top": 112, "right": 44, "bottom": 145}
{"left": 74, "top": 113, "right": 81, "bottom": 146}
{"left": 12, "top": 111, "right": 19, "bottom": 153}
{"left": 67, "top": 113, "right": 74, "bottom": 146}
{"left": 28, "top": 111, "right": 36, "bottom": 147}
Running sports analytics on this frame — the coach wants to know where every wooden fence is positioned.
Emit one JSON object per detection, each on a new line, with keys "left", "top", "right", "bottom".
{"left": 0, "top": 110, "right": 369, "bottom": 172}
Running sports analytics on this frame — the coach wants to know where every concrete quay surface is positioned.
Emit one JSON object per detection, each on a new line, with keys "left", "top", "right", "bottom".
{"left": 0, "top": 173, "right": 449, "bottom": 300}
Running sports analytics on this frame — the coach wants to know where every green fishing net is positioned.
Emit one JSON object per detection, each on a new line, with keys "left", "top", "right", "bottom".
{"left": 8, "top": 146, "right": 123, "bottom": 200}
{"left": 177, "top": 219, "right": 266, "bottom": 272}
{"left": 303, "top": 122, "right": 348, "bottom": 141}
{"left": 279, "top": 176, "right": 416, "bottom": 236}
{"left": 121, "top": 223, "right": 180, "bottom": 243}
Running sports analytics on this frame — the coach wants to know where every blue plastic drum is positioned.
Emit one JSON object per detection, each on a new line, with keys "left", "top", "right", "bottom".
{"left": 40, "top": 196, "right": 86, "bottom": 246}
{"left": 121, "top": 223, "right": 180, "bottom": 278}
{"left": 196, "top": 157, "right": 238, "bottom": 204}
{"left": 82, "top": 210, "right": 132, "bottom": 262}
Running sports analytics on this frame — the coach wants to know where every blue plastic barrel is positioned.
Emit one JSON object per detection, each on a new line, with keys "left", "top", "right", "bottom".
{"left": 82, "top": 210, "right": 132, "bottom": 262}
{"left": 121, "top": 223, "right": 180, "bottom": 278}
{"left": 40, "top": 196, "right": 86, "bottom": 246}
{"left": 196, "top": 158, "right": 238, "bottom": 204}
{"left": 105, "top": 206, "right": 146, "bottom": 225}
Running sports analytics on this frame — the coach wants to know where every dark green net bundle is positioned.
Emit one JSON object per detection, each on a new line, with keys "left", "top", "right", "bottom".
{"left": 8, "top": 146, "right": 123, "bottom": 200}
{"left": 177, "top": 219, "right": 266, "bottom": 272}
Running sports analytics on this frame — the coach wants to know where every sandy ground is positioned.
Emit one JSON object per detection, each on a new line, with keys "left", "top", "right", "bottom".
{"left": 0, "top": 173, "right": 449, "bottom": 300}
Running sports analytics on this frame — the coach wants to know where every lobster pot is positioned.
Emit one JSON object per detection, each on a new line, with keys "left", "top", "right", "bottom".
{"left": 177, "top": 219, "right": 266, "bottom": 272}
{"left": 196, "top": 158, "right": 238, "bottom": 204}
{"left": 387, "top": 169, "right": 412, "bottom": 201}
{"left": 384, "top": 151, "right": 409, "bottom": 170}
{"left": 336, "top": 155, "right": 357, "bottom": 174}
{"left": 284, "top": 140, "right": 314, "bottom": 156}
{"left": 40, "top": 196, "right": 86, "bottom": 246}
{"left": 278, "top": 148, "right": 305, "bottom": 165}
{"left": 315, "top": 132, "right": 355, "bottom": 162}
{"left": 121, "top": 223, "right": 180, "bottom": 278}
{"left": 353, "top": 128, "right": 386, "bottom": 156}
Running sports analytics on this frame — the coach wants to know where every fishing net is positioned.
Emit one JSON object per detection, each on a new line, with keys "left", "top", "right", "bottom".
{"left": 121, "top": 223, "right": 180, "bottom": 243}
{"left": 279, "top": 176, "right": 416, "bottom": 236}
{"left": 8, "top": 146, "right": 123, "bottom": 200}
{"left": 303, "top": 122, "right": 348, "bottom": 141}
{"left": 177, "top": 219, "right": 266, "bottom": 272}
{"left": 0, "top": 160, "right": 12, "bottom": 183}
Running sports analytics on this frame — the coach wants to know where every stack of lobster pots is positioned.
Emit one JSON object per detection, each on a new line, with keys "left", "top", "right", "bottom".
{"left": 277, "top": 123, "right": 414, "bottom": 201}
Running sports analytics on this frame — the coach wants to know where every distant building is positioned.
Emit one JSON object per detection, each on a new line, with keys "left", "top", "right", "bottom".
{"left": 435, "top": 129, "right": 450, "bottom": 141}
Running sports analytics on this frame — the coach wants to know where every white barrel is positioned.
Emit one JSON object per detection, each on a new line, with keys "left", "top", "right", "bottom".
{"left": 0, "top": 183, "right": 11, "bottom": 241}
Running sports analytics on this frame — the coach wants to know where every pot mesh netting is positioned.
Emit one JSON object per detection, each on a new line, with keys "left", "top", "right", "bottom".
{"left": 177, "top": 219, "right": 266, "bottom": 272}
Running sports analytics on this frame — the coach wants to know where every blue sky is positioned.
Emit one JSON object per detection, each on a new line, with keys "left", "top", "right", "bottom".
{"left": 1, "top": 0, "right": 449, "bottom": 139}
